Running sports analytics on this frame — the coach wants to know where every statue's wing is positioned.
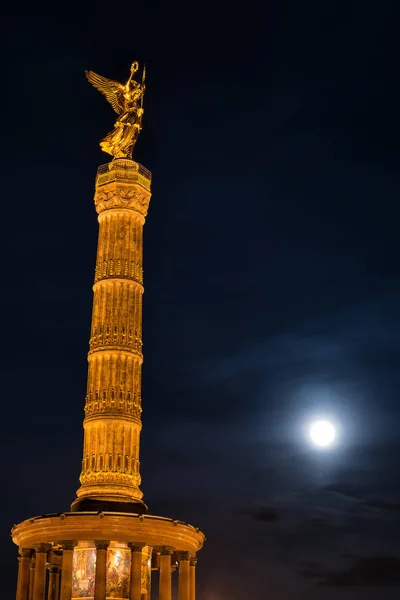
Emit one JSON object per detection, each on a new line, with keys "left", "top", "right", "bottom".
{"left": 85, "top": 71, "right": 125, "bottom": 114}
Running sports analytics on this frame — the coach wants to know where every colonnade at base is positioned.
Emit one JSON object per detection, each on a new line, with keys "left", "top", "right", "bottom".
{"left": 16, "top": 543, "right": 197, "bottom": 600}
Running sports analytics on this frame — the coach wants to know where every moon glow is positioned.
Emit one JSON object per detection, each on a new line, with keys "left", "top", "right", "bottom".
{"left": 309, "top": 420, "right": 336, "bottom": 447}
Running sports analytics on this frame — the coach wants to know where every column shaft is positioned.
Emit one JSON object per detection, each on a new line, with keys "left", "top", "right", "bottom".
{"left": 159, "top": 552, "right": 172, "bottom": 600}
{"left": 33, "top": 547, "right": 49, "bottom": 600}
{"left": 54, "top": 572, "right": 60, "bottom": 600}
{"left": 177, "top": 555, "right": 190, "bottom": 600}
{"left": 72, "top": 160, "right": 152, "bottom": 511}
{"left": 94, "top": 542, "right": 109, "bottom": 600}
{"left": 47, "top": 568, "right": 60, "bottom": 600}
{"left": 129, "top": 544, "right": 143, "bottom": 600}
{"left": 16, "top": 549, "right": 32, "bottom": 600}
{"left": 60, "top": 543, "right": 75, "bottom": 600}
{"left": 190, "top": 560, "right": 196, "bottom": 600}
{"left": 28, "top": 563, "right": 35, "bottom": 600}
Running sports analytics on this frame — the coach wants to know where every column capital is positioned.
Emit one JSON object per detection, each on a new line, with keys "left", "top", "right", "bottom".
{"left": 47, "top": 565, "right": 61, "bottom": 573}
{"left": 19, "top": 548, "right": 33, "bottom": 560}
{"left": 128, "top": 541, "right": 145, "bottom": 552}
{"left": 94, "top": 160, "right": 151, "bottom": 218}
{"left": 95, "top": 540, "right": 110, "bottom": 551}
{"left": 176, "top": 551, "right": 190, "bottom": 562}
{"left": 60, "top": 540, "right": 77, "bottom": 551}
{"left": 34, "top": 544, "right": 51, "bottom": 554}
{"left": 190, "top": 558, "right": 197, "bottom": 566}
{"left": 158, "top": 546, "right": 174, "bottom": 556}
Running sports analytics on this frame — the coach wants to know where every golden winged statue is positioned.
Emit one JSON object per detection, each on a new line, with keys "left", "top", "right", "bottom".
{"left": 85, "top": 62, "right": 145, "bottom": 159}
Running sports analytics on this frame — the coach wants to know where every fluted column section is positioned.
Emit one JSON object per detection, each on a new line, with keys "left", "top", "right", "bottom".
{"left": 177, "top": 553, "right": 190, "bottom": 600}
{"left": 72, "top": 159, "right": 151, "bottom": 511}
{"left": 16, "top": 548, "right": 32, "bottom": 600}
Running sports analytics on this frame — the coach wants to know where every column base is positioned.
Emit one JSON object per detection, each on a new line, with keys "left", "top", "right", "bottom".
{"left": 70, "top": 497, "right": 147, "bottom": 514}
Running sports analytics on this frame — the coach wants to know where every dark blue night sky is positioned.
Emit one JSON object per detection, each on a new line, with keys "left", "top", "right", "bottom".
{"left": 1, "top": 3, "right": 400, "bottom": 598}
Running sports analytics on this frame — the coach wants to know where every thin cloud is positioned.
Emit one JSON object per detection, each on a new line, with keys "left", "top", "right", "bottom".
{"left": 306, "top": 555, "right": 400, "bottom": 587}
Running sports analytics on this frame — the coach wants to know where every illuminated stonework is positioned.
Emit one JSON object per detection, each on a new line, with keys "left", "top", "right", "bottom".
{"left": 12, "top": 93, "right": 205, "bottom": 600}
{"left": 72, "top": 159, "right": 151, "bottom": 512}
{"left": 71, "top": 542, "right": 151, "bottom": 600}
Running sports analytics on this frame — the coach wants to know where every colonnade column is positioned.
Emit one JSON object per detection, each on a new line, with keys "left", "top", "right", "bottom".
{"left": 177, "top": 552, "right": 190, "bottom": 600}
{"left": 159, "top": 548, "right": 172, "bottom": 600}
{"left": 190, "top": 558, "right": 197, "bottom": 600}
{"left": 47, "top": 567, "right": 61, "bottom": 600}
{"left": 94, "top": 541, "right": 109, "bottom": 600}
{"left": 128, "top": 543, "right": 145, "bottom": 600}
{"left": 28, "top": 556, "right": 35, "bottom": 600}
{"left": 32, "top": 545, "right": 50, "bottom": 600}
{"left": 16, "top": 548, "right": 32, "bottom": 600}
{"left": 60, "top": 541, "right": 77, "bottom": 600}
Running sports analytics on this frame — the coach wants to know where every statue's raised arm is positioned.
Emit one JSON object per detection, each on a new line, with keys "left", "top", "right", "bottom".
{"left": 85, "top": 62, "right": 146, "bottom": 159}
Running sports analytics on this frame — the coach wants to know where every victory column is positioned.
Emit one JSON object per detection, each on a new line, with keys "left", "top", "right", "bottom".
{"left": 12, "top": 63, "right": 204, "bottom": 600}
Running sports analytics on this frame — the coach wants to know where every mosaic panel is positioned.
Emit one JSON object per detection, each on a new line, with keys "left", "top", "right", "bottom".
{"left": 106, "top": 547, "right": 130, "bottom": 599}
{"left": 72, "top": 547, "right": 96, "bottom": 599}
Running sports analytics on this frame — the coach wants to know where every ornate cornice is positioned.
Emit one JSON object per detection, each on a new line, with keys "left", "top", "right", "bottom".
{"left": 13, "top": 513, "right": 205, "bottom": 556}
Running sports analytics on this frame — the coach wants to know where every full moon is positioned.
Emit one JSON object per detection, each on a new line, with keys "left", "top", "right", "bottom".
{"left": 309, "top": 420, "right": 336, "bottom": 447}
